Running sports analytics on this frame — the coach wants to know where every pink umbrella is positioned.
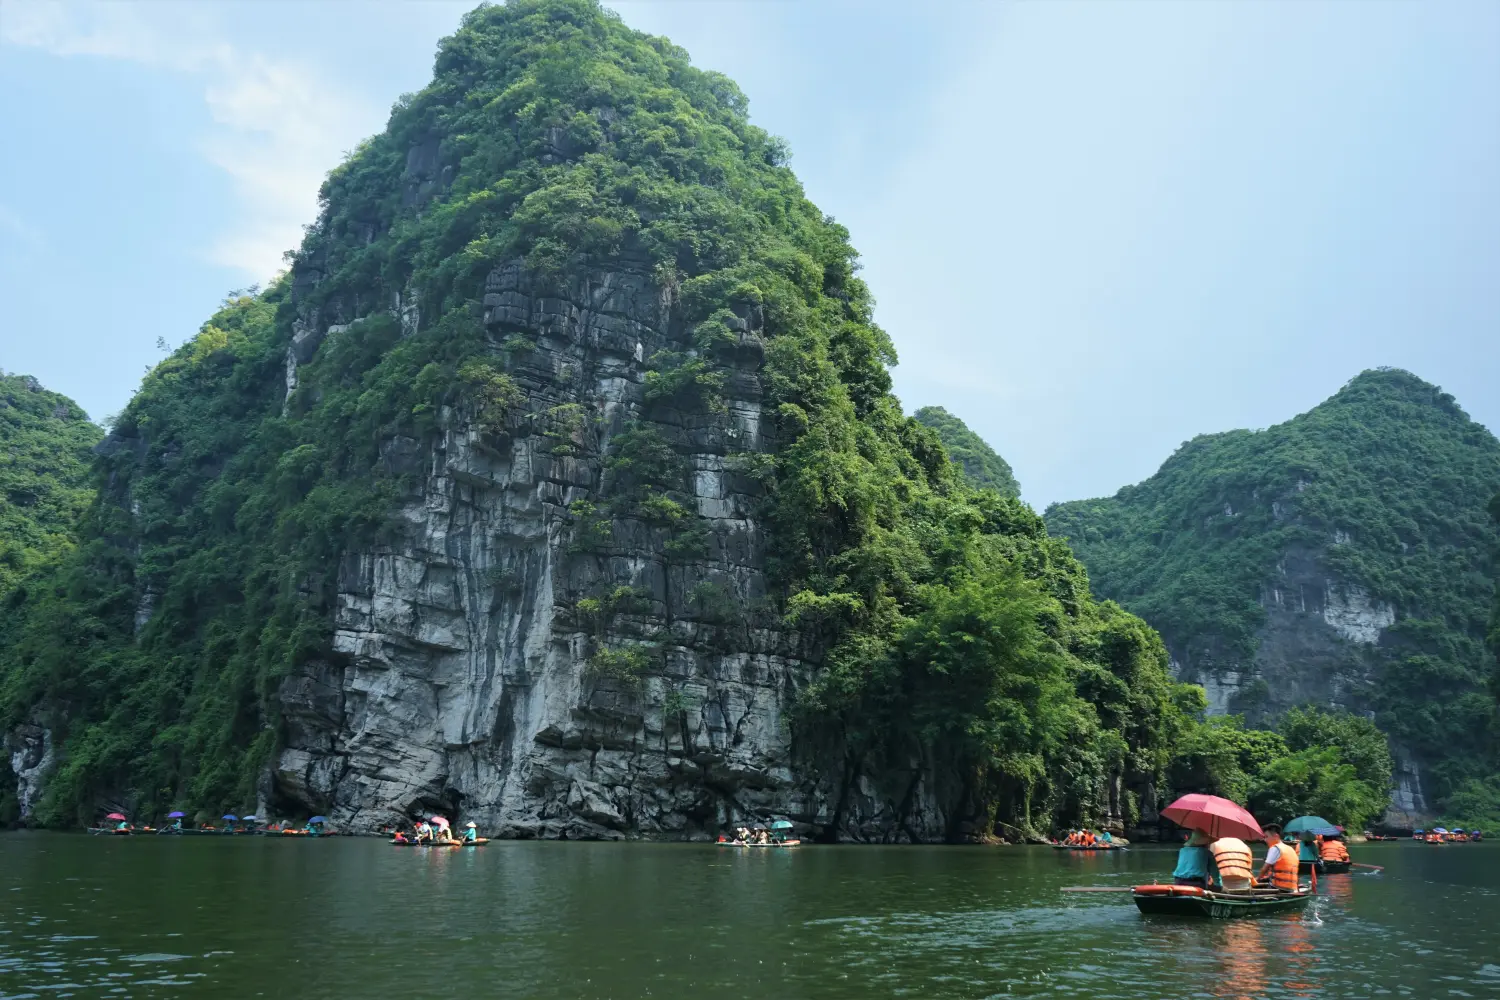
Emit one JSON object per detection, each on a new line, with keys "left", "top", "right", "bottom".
{"left": 106, "top": 812, "right": 127, "bottom": 821}
{"left": 1161, "top": 793, "right": 1264, "bottom": 842}
{"left": 430, "top": 816, "right": 450, "bottom": 829}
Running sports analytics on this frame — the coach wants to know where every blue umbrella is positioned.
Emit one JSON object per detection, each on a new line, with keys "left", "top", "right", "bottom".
{"left": 1309, "top": 825, "right": 1341, "bottom": 837}
{"left": 1433, "top": 827, "right": 1449, "bottom": 834}
{"left": 242, "top": 815, "right": 258, "bottom": 822}
{"left": 1414, "top": 829, "right": 1425, "bottom": 835}
{"left": 167, "top": 811, "right": 185, "bottom": 819}
{"left": 222, "top": 814, "right": 238, "bottom": 822}
{"left": 308, "top": 816, "right": 327, "bottom": 824}
{"left": 1283, "top": 815, "right": 1334, "bottom": 835}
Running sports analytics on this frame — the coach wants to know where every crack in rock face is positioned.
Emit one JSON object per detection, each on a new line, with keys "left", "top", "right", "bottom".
{"left": 266, "top": 260, "right": 947, "bottom": 841}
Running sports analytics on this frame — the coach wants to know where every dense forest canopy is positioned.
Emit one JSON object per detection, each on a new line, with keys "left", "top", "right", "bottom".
{"left": 0, "top": 2, "right": 1451, "bottom": 837}
{"left": 912, "top": 406, "right": 1020, "bottom": 498}
{"left": 0, "top": 374, "right": 101, "bottom": 596}
{"left": 1046, "top": 369, "right": 1500, "bottom": 827}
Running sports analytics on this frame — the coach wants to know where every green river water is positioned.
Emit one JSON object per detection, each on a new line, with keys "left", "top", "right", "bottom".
{"left": 1, "top": 833, "right": 1497, "bottom": 998}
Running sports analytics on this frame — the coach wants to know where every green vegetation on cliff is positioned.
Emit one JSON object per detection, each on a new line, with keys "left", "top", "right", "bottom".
{"left": 1047, "top": 369, "right": 1500, "bottom": 817}
{"left": 0, "top": 374, "right": 101, "bottom": 594}
{"left": 0, "top": 0, "right": 1404, "bottom": 838}
{"left": 912, "top": 405, "right": 1019, "bottom": 497}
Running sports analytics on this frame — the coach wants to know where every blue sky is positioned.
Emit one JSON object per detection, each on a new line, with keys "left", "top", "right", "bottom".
{"left": 2, "top": 1, "right": 1496, "bottom": 508}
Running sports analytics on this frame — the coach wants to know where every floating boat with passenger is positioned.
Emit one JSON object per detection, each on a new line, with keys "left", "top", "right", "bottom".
{"left": 1131, "top": 884, "right": 1313, "bottom": 918}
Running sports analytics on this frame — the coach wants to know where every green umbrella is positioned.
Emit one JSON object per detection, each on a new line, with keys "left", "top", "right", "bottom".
{"left": 1283, "top": 815, "right": 1333, "bottom": 835}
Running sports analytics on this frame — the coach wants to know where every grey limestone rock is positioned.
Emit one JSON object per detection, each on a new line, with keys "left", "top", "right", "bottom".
{"left": 267, "top": 259, "right": 950, "bottom": 842}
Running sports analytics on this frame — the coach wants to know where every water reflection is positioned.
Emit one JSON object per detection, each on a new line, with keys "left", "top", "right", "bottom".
{"left": 1210, "top": 920, "right": 1268, "bottom": 1000}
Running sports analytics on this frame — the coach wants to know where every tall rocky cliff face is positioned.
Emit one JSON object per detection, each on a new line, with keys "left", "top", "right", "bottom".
{"left": 4, "top": 0, "right": 1179, "bottom": 839}
{"left": 273, "top": 259, "right": 830, "bottom": 839}
{"left": 1047, "top": 370, "right": 1500, "bottom": 824}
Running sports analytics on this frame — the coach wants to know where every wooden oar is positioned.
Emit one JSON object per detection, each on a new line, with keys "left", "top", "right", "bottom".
{"left": 1350, "top": 862, "right": 1384, "bottom": 871}
{"left": 1061, "top": 886, "right": 1134, "bottom": 892}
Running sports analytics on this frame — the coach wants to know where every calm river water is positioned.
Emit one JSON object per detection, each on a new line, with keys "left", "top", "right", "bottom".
{"left": 1, "top": 834, "right": 1496, "bottom": 998}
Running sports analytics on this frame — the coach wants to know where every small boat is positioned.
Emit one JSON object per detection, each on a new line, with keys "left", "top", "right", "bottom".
{"left": 1052, "top": 842, "right": 1125, "bottom": 851}
{"left": 1131, "top": 884, "right": 1312, "bottom": 919}
{"left": 392, "top": 838, "right": 488, "bottom": 847}
{"left": 720, "top": 839, "right": 802, "bottom": 847}
{"left": 1300, "top": 859, "right": 1352, "bottom": 875}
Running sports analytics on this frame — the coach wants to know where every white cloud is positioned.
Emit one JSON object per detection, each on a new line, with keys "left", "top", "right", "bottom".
{"left": 1, "top": 1, "right": 382, "bottom": 280}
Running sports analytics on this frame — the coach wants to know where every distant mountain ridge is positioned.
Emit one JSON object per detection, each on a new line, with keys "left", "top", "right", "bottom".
{"left": 1046, "top": 368, "right": 1500, "bottom": 822}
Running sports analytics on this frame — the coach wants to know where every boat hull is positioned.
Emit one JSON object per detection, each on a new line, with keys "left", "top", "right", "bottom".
{"left": 1132, "top": 889, "right": 1312, "bottom": 919}
{"left": 1299, "top": 859, "right": 1351, "bottom": 874}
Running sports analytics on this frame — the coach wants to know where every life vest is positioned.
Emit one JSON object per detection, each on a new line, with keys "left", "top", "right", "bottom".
{"left": 1209, "top": 837, "right": 1254, "bottom": 885}
{"left": 1319, "top": 839, "right": 1349, "bottom": 862}
{"left": 1269, "top": 842, "right": 1301, "bottom": 891}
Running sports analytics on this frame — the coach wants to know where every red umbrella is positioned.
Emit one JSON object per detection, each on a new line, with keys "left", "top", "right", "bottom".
{"left": 1161, "top": 794, "right": 1264, "bottom": 841}
{"left": 106, "top": 812, "right": 127, "bottom": 821}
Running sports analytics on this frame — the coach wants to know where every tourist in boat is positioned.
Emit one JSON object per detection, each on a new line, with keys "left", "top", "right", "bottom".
{"left": 1209, "top": 836, "right": 1254, "bottom": 891}
{"left": 1172, "top": 830, "right": 1217, "bottom": 888}
{"left": 392, "top": 829, "right": 410, "bottom": 844}
{"left": 1259, "top": 825, "right": 1302, "bottom": 892}
{"left": 1319, "top": 833, "right": 1350, "bottom": 863}
{"left": 1099, "top": 830, "right": 1113, "bottom": 846}
{"left": 415, "top": 820, "right": 433, "bottom": 844}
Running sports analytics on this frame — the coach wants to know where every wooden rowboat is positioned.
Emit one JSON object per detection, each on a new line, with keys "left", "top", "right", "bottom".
{"left": 1052, "top": 843, "right": 1125, "bottom": 851}
{"left": 1298, "top": 859, "right": 1352, "bottom": 875}
{"left": 718, "top": 840, "right": 802, "bottom": 848}
{"left": 1132, "top": 884, "right": 1312, "bottom": 919}
{"left": 391, "top": 838, "right": 489, "bottom": 847}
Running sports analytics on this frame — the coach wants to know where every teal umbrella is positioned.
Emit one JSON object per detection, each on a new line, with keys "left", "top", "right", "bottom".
{"left": 770, "top": 821, "right": 793, "bottom": 830}
{"left": 1283, "top": 815, "right": 1333, "bottom": 835}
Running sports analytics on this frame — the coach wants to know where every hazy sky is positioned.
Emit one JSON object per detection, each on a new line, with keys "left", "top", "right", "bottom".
{"left": 2, "top": 1, "right": 1496, "bottom": 508}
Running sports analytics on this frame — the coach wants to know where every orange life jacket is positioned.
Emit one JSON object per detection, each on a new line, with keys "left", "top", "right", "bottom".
{"left": 1209, "top": 837, "right": 1254, "bottom": 885}
{"left": 1268, "top": 842, "right": 1301, "bottom": 891}
{"left": 1319, "top": 839, "right": 1349, "bottom": 862}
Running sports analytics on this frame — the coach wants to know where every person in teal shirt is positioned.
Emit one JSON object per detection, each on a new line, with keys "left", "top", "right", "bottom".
{"left": 462, "top": 821, "right": 479, "bottom": 843}
{"left": 1100, "top": 830, "right": 1113, "bottom": 845}
{"left": 1297, "top": 834, "right": 1318, "bottom": 863}
{"left": 1172, "top": 830, "right": 1218, "bottom": 887}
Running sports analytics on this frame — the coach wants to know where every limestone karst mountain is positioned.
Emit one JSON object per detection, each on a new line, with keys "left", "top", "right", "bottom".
{"left": 1046, "top": 369, "right": 1500, "bottom": 824}
{"left": 0, "top": 0, "right": 1183, "bottom": 838}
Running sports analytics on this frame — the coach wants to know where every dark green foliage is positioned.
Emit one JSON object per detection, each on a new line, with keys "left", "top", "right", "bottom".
{"left": 913, "top": 405, "right": 1019, "bottom": 498}
{"left": 1246, "top": 747, "right": 1387, "bottom": 831}
{"left": 1278, "top": 705, "right": 1392, "bottom": 795}
{"left": 1047, "top": 369, "right": 1500, "bottom": 814}
{"left": 0, "top": 374, "right": 101, "bottom": 595}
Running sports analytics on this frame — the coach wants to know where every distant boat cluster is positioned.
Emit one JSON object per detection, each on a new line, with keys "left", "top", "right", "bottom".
{"left": 88, "top": 813, "right": 334, "bottom": 836}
